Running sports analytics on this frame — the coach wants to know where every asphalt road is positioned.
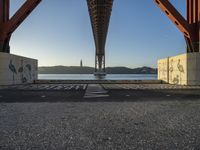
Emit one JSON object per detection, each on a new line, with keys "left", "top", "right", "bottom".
{"left": 1, "top": 86, "right": 200, "bottom": 149}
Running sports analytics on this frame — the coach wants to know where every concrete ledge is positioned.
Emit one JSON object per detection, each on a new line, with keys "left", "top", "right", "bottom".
{"left": 35, "top": 80, "right": 162, "bottom": 84}
{"left": 0, "top": 52, "right": 38, "bottom": 85}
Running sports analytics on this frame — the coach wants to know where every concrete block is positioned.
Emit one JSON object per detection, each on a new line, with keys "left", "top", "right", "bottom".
{"left": 158, "top": 52, "right": 200, "bottom": 85}
{"left": 0, "top": 52, "right": 38, "bottom": 85}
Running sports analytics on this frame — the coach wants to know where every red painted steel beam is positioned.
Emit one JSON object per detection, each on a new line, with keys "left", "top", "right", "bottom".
{"left": 186, "top": 0, "right": 200, "bottom": 52}
{"left": 0, "top": 0, "right": 41, "bottom": 52}
{"left": 187, "top": 0, "right": 200, "bottom": 25}
{"left": 0, "top": 0, "right": 9, "bottom": 23}
{"left": 0, "top": 0, "right": 10, "bottom": 52}
{"left": 0, "top": 0, "right": 41, "bottom": 41}
{"left": 154, "top": 0, "right": 191, "bottom": 38}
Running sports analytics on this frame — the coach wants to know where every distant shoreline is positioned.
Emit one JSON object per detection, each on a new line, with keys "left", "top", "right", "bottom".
{"left": 38, "top": 66, "right": 157, "bottom": 74}
{"left": 38, "top": 73, "right": 158, "bottom": 74}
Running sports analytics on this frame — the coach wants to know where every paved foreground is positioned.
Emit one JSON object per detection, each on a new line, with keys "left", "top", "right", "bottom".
{"left": 1, "top": 84, "right": 200, "bottom": 149}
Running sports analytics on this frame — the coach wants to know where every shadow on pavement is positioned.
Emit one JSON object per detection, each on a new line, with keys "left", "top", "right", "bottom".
{"left": 0, "top": 89, "right": 200, "bottom": 103}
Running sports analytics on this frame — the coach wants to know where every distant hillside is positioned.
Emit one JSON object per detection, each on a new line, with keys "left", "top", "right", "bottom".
{"left": 106, "top": 67, "right": 157, "bottom": 74}
{"left": 39, "top": 66, "right": 94, "bottom": 74}
{"left": 38, "top": 66, "right": 157, "bottom": 74}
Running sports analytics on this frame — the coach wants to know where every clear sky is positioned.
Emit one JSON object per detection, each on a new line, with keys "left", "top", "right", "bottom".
{"left": 10, "top": 0, "right": 186, "bottom": 68}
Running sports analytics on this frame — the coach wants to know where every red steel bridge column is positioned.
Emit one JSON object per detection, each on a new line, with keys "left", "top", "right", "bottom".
{"left": 0, "top": 0, "right": 41, "bottom": 53}
{"left": 154, "top": 0, "right": 200, "bottom": 53}
{"left": 186, "top": 0, "right": 200, "bottom": 52}
{"left": 0, "top": 0, "right": 9, "bottom": 52}
{"left": 87, "top": 0, "right": 113, "bottom": 74}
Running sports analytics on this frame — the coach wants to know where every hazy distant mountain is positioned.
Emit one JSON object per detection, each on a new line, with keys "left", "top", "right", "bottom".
{"left": 38, "top": 66, "right": 157, "bottom": 74}
{"left": 106, "top": 67, "right": 157, "bottom": 74}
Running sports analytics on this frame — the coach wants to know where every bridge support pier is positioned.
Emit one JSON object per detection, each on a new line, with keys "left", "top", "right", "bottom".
{"left": 0, "top": 41, "right": 10, "bottom": 53}
{"left": 94, "top": 55, "right": 106, "bottom": 76}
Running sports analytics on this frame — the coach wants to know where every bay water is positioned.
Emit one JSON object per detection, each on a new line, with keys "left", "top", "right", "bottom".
{"left": 38, "top": 74, "right": 157, "bottom": 80}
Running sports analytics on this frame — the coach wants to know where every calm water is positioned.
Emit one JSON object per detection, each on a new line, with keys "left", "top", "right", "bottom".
{"left": 38, "top": 74, "right": 157, "bottom": 80}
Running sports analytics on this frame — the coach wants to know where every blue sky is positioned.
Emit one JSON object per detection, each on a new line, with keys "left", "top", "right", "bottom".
{"left": 10, "top": 0, "right": 186, "bottom": 68}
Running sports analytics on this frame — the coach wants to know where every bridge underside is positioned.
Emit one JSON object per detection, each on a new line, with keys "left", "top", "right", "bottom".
{"left": 87, "top": 0, "right": 113, "bottom": 74}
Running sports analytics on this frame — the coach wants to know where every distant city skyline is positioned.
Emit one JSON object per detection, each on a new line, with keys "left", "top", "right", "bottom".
{"left": 10, "top": 0, "right": 186, "bottom": 68}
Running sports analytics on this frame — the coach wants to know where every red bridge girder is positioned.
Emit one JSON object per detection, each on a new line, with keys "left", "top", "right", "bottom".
{"left": 0, "top": 0, "right": 41, "bottom": 53}
{"left": 155, "top": 0, "right": 200, "bottom": 52}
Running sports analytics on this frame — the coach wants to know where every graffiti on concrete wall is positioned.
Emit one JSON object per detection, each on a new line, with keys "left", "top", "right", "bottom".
{"left": 177, "top": 59, "right": 184, "bottom": 84}
{"left": 158, "top": 57, "right": 186, "bottom": 85}
{"left": 158, "top": 61, "right": 168, "bottom": 82}
{"left": 169, "top": 59, "right": 185, "bottom": 84}
{"left": 8, "top": 59, "right": 34, "bottom": 84}
{"left": 169, "top": 59, "right": 173, "bottom": 82}
{"left": 158, "top": 53, "right": 200, "bottom": 86}
{"left": 9, "top": 60, "right": 17, "bottom": 82}
{"left": 172, "top": 75, "right": 179, "bottom": 84}
{"left": 0, "top": 52, "right": 37, "bottom": 85}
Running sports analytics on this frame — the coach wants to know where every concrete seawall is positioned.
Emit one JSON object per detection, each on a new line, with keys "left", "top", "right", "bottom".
{"left": 35, "top": 80, "right": 162, "bottom": 84}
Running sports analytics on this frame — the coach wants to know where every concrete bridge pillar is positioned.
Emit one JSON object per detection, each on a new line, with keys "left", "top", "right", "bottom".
{"left": 94, "top": 55, "right": 106, "bottom": 75}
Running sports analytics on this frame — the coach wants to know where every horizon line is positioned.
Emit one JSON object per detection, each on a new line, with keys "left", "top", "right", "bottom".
{"left": 38, "top": 65, "right": 157, "bottom": 69}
